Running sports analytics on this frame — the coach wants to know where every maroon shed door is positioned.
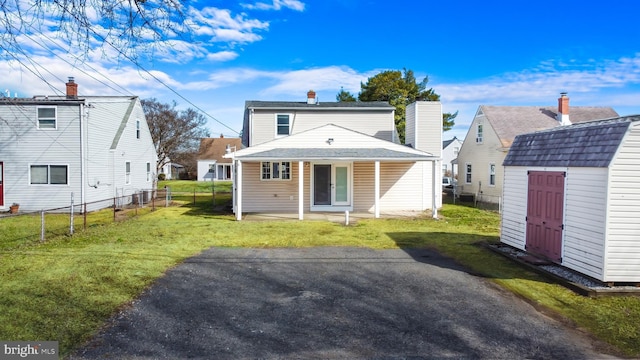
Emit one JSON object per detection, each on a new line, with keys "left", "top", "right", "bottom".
{"left": 526, "top": 171, "right": 565, "bottom": 262}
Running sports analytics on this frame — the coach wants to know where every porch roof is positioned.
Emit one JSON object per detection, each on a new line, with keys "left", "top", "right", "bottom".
{"left": 233, "top": 147, "right": 437, "bottom": 161}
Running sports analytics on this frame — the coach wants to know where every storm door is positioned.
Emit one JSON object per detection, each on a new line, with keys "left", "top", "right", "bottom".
{"left": 526, "top": 171, "right": 565, "bottom": 262}
{"left": 312, "top": 163, "right": 352, "bottom": 209}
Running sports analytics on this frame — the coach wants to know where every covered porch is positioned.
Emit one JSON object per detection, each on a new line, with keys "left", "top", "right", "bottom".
{"left": 230, "top": 150, "right": 440, "bottom": 221}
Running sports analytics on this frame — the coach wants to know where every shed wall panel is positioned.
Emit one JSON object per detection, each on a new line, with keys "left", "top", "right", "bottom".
{"left": 500, "top": 167, "right": 528, "bottom": 249}
{"left": 562, "top": 167, "right": 607, "bottom": 280}
{"left": 606, "top": 124, "right": 640, "bottom": 281}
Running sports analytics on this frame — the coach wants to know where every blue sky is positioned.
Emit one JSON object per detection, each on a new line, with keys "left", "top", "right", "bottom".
{"left": 3, "top": 0, "right": 640, "bottom": 141}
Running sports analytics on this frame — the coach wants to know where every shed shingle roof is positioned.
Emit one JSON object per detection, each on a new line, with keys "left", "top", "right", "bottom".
{"left": 503, "top": 115, "right": 640, "bottom": 168}
{"left": 482, "top": 105, "right": 619, "bottom": 148}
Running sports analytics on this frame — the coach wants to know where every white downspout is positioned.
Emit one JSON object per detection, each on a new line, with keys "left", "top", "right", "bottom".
{"left": 79, "top": 103, "right": 86, "bottom": 206}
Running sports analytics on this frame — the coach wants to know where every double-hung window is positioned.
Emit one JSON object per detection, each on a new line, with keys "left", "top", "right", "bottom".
{"left": 37, "top": 107, "right": 57, "bottom": 129}
{"left": 489, "top": 163, "right": 496, "bottom": 186}
{"left": 146, "top": 162, "right": 151, "bottom": 182}
{"left": 276, "top": 114, "right": 290, "bottom": 136}
{"left": 136, "top": 119, "right": 141, "bottom": 139}
{"left": 30, "top": 165, "right": 68, "bottom": 185}
{"left": 465, "top": 163, "right": 472, "bottom": 184}
{"left": 476, "top": 123, "right": 483, "bottom": 143}
{"left": 125, "top": 162, "right": 131, "bottom": 184}
{"left": 261, "top": 161, "right": 291, "bottom": 180}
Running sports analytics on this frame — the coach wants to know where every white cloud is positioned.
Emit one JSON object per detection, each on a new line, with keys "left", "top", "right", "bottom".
{"left": 241, "top": 0, "right": 306, "bottom": 11}
{"left": 207, "top": 51, "right": 239, "bottom": 62}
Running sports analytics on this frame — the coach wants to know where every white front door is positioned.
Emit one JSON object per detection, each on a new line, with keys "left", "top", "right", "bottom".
{"left": 312, "top": 162, "right": 352, "bottom": 211}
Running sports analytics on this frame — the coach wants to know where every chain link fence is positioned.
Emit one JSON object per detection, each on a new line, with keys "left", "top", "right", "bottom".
{"left": 0, "top": 188, "right": 176, "bottom": 250}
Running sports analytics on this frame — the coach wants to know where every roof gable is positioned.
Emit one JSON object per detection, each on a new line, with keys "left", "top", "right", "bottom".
{"left": 481, "top": 105, "right": 619, "bottom": 148}
{"left": 245, "top": 100, "right": 393, "bottom": 110}
{"left": 231, "top": 124, "right": 435, "bottom": 160}
{"left": 503, "top": 116, "right": 640, "bottom": 168}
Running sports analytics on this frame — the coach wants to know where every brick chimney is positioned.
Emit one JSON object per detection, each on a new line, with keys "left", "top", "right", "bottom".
{"left": 307, "top": 89, "right": 317, "bottom": 105}
{"left": 66, "top": 77, "right": 78, "bottom": 99}
{"left": 220, "top": 133, "right": 224, "bottom": 138}
{"left": 557, "top": 92, "right": 570, "bottom": 125}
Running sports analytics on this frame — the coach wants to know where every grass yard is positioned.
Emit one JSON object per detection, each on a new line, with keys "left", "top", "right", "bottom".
{"left": 0, "top": 194, "right": 638, "bottom": 357}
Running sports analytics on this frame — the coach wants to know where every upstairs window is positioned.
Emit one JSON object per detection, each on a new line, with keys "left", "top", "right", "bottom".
{"left": 136, "top": 119, "right": 141, "bottom": 139}
{"left": 261, "top": 161, "right": 291, "bottom": 180}
{"left": 476, "top": 123, "right": 483, "bottom": 143}
{"left": 146, "top": 162, "right": 151, "bottom": 182}
{"left": 276, "top": 114, "right": 290, "bottom": 136}
{"left": 37, "top": 107, "right": 57, "bottom": 129}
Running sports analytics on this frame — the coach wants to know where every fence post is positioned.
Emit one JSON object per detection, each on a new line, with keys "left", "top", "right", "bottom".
{"left": 113, "top": 197, "right": 117, "bottom": 222}
{"left": 212, "top": 184, "right": 216, "bottom": 209}
{"left": 70, "top": 192, "right": 74, "bottom": 235}
{"left": 152, "top": 189, "right": 156, "bottom": 211}
{"left": 41, "top": 210, "right": 45, "bottom": 242}
{"left": 165, "top": 186, "right": 170, "bottom": 207}
{"left": 193, "top": 189, "right": 196, "bottom": 205}
{"left": 84, "top": 202, "right": 87, "bottom": 230}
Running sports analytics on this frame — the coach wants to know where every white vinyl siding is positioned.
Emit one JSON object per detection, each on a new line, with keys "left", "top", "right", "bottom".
{"left": 378, "top": 162, "right": 426, "bottom": 211}
{"left": 249, "top": 109, "right": 395, "bottom": 146}
{"left": 562, "top": 167, "right": 607, "bottom": 280}
{"left": 605, "top": 124, "right": 640, "bottom": 281}
{"left": 500, "top": 167, "right": 528, "bottom": 249}
{"left": 456, "top": 112, "right": 505, "bottom": 202}
{"left": 241, "top": 162, "right": 301, "bottom": 212}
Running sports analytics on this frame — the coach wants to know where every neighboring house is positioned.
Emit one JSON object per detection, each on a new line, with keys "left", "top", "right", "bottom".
{"left": 196, "top": 136, "right": 242, "bottom": 181}
{"left": 456, "top": 93, "right": 618, "bottom": 204}
{"left": 226, "top": 91, "right": 443, "bottom": 220}
{"left": 501, "top": 115, "right": 640, "bottom": 283}
{"left": 0, "top": 78, "right": 157, "bottom": 212}
{"left": 159, "top": 160, "right": 184, "bottom": 180}
{"left": 442, "top": 136, "right": 462, "bottom": 177}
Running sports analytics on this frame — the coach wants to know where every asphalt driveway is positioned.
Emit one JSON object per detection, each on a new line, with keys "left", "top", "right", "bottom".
{"left": 70, "top": 247, "right": 614, "bottom": 359}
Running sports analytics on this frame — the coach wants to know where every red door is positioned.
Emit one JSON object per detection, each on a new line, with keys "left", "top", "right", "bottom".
{"left": 526, "top": 171, "right": 565, "bottom": 262}
{"left": 0, "top": 162, "right": 3, "bottom": 207}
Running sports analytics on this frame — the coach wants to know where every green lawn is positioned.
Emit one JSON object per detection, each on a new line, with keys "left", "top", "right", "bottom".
{"left": 0, "top": 196, "right": 638, "bottom": 358}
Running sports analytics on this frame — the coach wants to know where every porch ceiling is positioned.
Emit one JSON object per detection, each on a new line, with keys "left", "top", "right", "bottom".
{"left": 233, "top": 148, "right": 437, "bottom": 161}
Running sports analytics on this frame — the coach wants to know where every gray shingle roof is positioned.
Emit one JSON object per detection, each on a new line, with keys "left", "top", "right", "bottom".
{"left": 245, "top": 100, "right": 393, "bottom": 110}
{"left": 503, "top": 115, "right": 640, "bottom": 168}
{"left": 235, "top": 148, "right": 435, "bottom": 161}
{"left": 482, "top": 105, "right": 619, "bottom": 148}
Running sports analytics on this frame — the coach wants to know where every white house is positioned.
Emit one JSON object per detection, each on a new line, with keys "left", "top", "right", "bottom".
{"left": 442, "top": 136, "right": 462, "bottom": 178}
{"left": 226, "top": 91, "right": 443, "bottom": 221}
{"left": 456, "top": 93, "right": 618, "bottom": 204}
{"left": 0, "top": 78, "right": 157, "bottom": 212}
{"left": 196, "top": 136, "right": 242, "bottom": 181}
{"left": 501, "top": 115, "right": 640, "bottom": 283}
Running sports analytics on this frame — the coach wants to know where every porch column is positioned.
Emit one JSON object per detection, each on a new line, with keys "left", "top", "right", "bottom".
{"left": 236, "top": 160, "right": 243, "bottom": 221}
{"left": 374, "top": 161, "right": 380, "bottom": 218}
{"left": 432, "top": 160, "right": 438, "bottom": 219}
{"left": 298, "top": 161, "right": 304, "bottom": 220}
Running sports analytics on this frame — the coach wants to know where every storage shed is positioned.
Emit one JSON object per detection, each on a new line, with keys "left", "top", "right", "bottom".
{"left": 501, "top": 115, "right": 640, "bottom": 283}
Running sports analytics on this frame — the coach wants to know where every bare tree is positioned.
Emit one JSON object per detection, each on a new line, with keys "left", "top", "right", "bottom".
{"left": 0, "top": 0, "right": 186, "bottom": 61}
{"left": 142, "top": 98, "right": 209, "bottom": 177}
